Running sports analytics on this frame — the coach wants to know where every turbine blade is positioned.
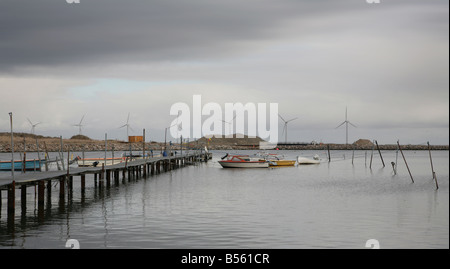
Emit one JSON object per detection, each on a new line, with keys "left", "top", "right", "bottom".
{"left": 79, "top": 114, "right": 85, "bottom": 125}
{"left": 335, "top": 122, "right": 346, "bottom": 129}
{"left": 119, "top": 124, "right": 127, "bottom": 129}
{"left": 127, "top": 113, "right": 130, "bottom": 124}
{"left": 348, "top": 121, "right": 357, "bottom": 128}
{"left": 278, "top": 114, "right": 286, "bottom": 123}
{"left": 287, "top": 117, "right": 298, "bottom": 123}
{"left": 27, "top": 118, "right": 33, "bottom": 125}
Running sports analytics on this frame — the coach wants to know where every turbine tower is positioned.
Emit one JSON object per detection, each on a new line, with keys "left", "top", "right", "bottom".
{"left": 119, "top": 113, "right": 133, "bottom": 140}
{"left": 27, "top": 118, "right": 41, "bottom": 135}
{"left": 221, "top": 115, "right": 236, "bottom": 137}
{"left": 72, "top": 115, "right": 85, "bottom": 135}
{"left": 279, "top": 114, "right": 298, "bottom": 144}
{"left": 335, "top": 107, "right": 357, "bottom": 145}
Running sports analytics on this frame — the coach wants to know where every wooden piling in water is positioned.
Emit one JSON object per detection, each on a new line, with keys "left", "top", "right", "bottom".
{"left": 375, "top": 140, "right": 385, "bottom": 167}
{"left": 433, "top": 172, "right": 439, "bottom": 190}
{"left": 397, "top": 141, "right": 414, "bottom": 183}
{"left": 8, "top": 181, "right": 15, "bottom": 215}
{"left": 428, "top": 142, "right": 439, "bottom": 190}
{"left": 38, "top": 181, "right": 45, "bottom": 206}
{"left": 59, "top": 176, "right": 65, "bottom": 198}
{"left": 327, "top": 144, "right": 331, "bottom": 162}
{"left": 369, "top": 142, "right": 374, "bottom": 169}
{"left": 21, "top": 185, "right": 27, "bottom": 210}
{"left": 81, "top": 174, "right": 86, "bottom": 192}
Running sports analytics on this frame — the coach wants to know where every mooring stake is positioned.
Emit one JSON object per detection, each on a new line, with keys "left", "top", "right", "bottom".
{"left": 397, "top": 140, "right": 414, "bottom": 183}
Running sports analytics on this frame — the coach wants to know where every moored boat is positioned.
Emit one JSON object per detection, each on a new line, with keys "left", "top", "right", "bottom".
{"left": 0, "top": 159, "right": 43, "bottom": 171}
{"left": 297, "top": 155, "right": 321, "bottom": 165}
{"left": 77, "top": 157, "right": 125, "bottom": 167}
{"left": 218, "top": 154, "right": 269, "bottom": 168}
{"left": 269, "top": 159, "right": 297, "bottom": 166}
{"left": 258, "top": 152, "right": 296, "bottom": 167}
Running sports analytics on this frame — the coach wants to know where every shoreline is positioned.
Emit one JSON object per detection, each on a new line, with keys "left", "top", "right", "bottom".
{"left": 0, "top": 140, "right": 447, "bottom": 153}
{"left": 0, "top": 132, "right": 447, "bottom": 153}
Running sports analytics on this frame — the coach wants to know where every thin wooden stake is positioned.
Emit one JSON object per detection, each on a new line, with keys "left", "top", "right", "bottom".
{"left": 351, "top": 146, "right": 355, "bottom": 165}
{"left": 327, "top": 144, "right": 331, "bottom": 162}
{"left": 428, "top": 142, "right": 438, "bottom": 190}
{"left": 433, "top": 172, "right": 439, "bottom": 190}
{"left": 427, "top": 142, "right": 435, "bottom": 179}
{"left": 397, "top": 140, "right": 414, "bottom": 183}
{"left": 375, "top": 140, "right": 385, "bottom": 167}
{"left": 369, "top": 142, "right": 374, "bottom": 169}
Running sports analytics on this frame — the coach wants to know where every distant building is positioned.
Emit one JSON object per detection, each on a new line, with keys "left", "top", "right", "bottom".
{"left": 128, "top": 136, "right": 144, "bottom": 143}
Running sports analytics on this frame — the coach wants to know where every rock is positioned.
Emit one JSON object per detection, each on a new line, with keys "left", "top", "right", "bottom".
{"left": 353, "top": 139, "right": 374, "bottom": 148}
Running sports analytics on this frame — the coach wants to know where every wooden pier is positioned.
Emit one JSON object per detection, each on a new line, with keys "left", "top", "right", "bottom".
{"left": 0, "top": 152, "right": 212, "bottom": 224}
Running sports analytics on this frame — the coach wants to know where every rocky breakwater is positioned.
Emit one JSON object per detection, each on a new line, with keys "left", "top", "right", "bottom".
{"left": 0, "top": 133, "right": 163, "bottom": 153}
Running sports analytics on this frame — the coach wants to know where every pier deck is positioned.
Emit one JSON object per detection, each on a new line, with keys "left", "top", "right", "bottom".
{"left": 0, "top": 153, "right": 210, "bottom": 189}
{"left": 0, "top": 152, "right": 212, "bottom": 224}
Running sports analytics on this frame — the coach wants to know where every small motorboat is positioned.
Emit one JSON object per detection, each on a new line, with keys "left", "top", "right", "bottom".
{"left": 77, "top": 157, "right": 124, "bottom": 167}
{"left": 269, "top": 159, "right": 297, "bottom": 166}
{"left": 218, "top": 154, "right": 269, "bottom": 168}
{"left": 257, "top": 152, "right": 296, "bottom": 167}
{"left": 297, "top": 155, "right": 321, "bottom": 165}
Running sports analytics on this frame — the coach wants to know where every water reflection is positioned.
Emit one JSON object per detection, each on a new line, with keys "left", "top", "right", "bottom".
{"left": 0, "top": 150, "right": 448, "bottom": 249}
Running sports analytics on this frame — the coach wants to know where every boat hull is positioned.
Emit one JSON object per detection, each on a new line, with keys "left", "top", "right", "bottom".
{"left": 297, "top": 157, "right": 320, "bottom": 165}
{"left": 0, "top": 160, "right": 42, "bottom": 171}
{"left": 269, "top": 160, "right": 296, "bottom": 167}
{"left": 77, "top": 158, "right": 124, "bottom": 167}
{"left": 218, "top": 161, "right": 269, "bottom": 168}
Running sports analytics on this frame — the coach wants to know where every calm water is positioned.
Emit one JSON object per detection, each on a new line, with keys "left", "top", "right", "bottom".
{"left": 0, "top": 150, "right": 448, "bottom": 249}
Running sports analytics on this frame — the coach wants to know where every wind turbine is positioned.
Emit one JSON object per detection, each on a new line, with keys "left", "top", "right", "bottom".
{"left": 335, "top": 107, "right": 357, "bottom": 145}
{"left": 27, "top": 118, "right": 41, "bottom": 135}
{"left": 278, "top": 114, "right": 298, "bottom": 144}
{"left": 221, "top": 115, "right": 236, "bottom": 137}
{"left": 119, "top": 113, "right": 134, "bottom": 140}
{"left": 72, "top": 115, "right": 85, "bottom": 135}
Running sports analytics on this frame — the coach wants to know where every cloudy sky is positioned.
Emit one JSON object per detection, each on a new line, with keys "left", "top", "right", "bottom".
{"left": 0, "top": 0, "right": 448, "bottom": 145}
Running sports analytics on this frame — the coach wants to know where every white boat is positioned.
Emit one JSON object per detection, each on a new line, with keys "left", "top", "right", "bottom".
{"left": 297, "top": 155, "right": 321, "bottom": 165}
{"left": 218, "top": 154, "right": 269, "bottom": 168}
{"left": 77, "top": 157, "right": 124, "bottom": 167}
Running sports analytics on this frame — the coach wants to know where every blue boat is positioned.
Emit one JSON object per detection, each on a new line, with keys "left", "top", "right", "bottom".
{"left": 0, "top": 159, "right": 43, "bottom": 171}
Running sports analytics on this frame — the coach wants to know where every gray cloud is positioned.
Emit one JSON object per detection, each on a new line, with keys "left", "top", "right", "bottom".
{"left": 0, "top": 0, "right": 448, "bottom": 144}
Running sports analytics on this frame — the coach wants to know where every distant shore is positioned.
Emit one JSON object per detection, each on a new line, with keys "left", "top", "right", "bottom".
{"left": 0, "top": 132, "right": 447, "bottom": 153}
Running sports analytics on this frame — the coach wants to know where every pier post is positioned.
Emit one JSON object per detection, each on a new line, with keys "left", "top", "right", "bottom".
{"left": 106, "top": 170, "right": 111, "bottom": 187}
{"left": 21, "top": 185, "right": 27, "bottom": 210}
{"left": 38, "top": 181, "right": 45, "bottom": 207}
{"left": 81, "top": 174, "right": 86, "bottom": 192}
{"left": 8, "top": 181, "right": 15, "bottom": 216}
{"left": 112, "top": 170, "right": 117, "bottom": 185}
{"left": 59, "top": 176, "right": 65, "bottom": 199}
{"left": 47, "top": 180, "right": 52, "bottom": 205}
